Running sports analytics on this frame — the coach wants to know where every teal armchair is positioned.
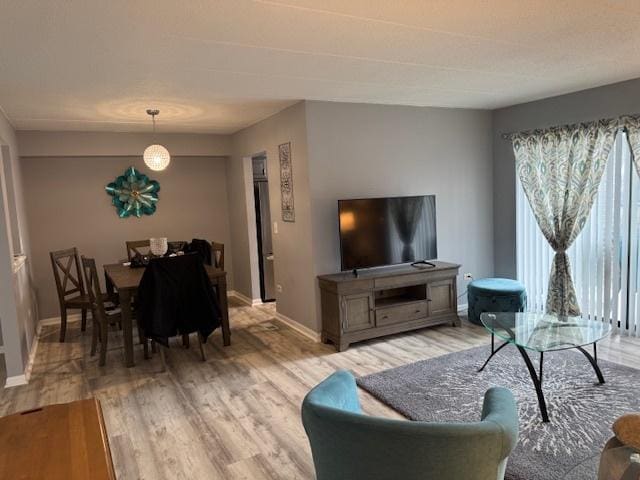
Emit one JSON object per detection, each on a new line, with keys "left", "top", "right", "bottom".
{"left": 302, "top": 370, "right": 519, "bottom": 480}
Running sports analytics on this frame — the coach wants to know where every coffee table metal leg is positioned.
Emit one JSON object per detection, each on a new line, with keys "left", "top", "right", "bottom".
{"left": 477, "top": 327, "right": 549, "bottom": 422}
{"left": 478, "top": 333, "right": 510, "bottom": 372}
{"left": 515, "top": 345, "right": 550, "bottom": 423}
{"left": 575, "top": 343, "right": 605, "bottom": 384}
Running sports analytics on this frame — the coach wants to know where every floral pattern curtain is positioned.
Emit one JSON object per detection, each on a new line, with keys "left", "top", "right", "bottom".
{"left": 512, "top": 119, "right": 619, "bottom": 316}
{"left": 623, "top": 115, "right": 640, "bottom": 176}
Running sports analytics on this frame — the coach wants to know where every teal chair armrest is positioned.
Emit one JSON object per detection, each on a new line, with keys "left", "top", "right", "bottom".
{"left": 481, "top": 387, "right": 519, "bottom": 458}
{"left": 304, "top": 369, "right": 362, "bottom": 414}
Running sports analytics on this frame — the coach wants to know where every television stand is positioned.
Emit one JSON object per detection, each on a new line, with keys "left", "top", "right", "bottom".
{"left": 318, "top": 261, "right": 461, "bottom": 351}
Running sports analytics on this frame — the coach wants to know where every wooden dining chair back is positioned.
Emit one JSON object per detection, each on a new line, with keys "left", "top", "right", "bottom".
{"left": 81, "top": 256, "right": 121, "bottom": 366}
{"left": 211, "top": 242, "right": 225, "bottom": 270}
{"left": 125, "top": 240, "right": 151, "bottom": 261}
{"left": 168, "top": 241, "right": 187, "bottom": 254}
{"left": 50, "top": 247, "right": 90, "bottom": 342}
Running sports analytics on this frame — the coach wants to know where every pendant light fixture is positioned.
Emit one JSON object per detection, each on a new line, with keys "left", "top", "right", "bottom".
{"left": 143, "top": 109, "right": 170, "bottom": 171}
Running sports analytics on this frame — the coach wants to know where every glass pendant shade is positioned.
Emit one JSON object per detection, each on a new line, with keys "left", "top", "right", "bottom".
{"left": 143, "top": 144, "right": 170, "bottom": 171}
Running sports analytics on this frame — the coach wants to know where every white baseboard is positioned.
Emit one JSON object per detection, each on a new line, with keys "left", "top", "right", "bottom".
{"left": 5, "top": 374, "right": 27, "bottom": 388}
{"left": 228, "top": 290, "right": 320, "bottom": 342}
{"left": 22, "top": 325, "right": 40, "bottom": 384}
{"left": 273, "top": 311, "right": 321, "bottom": 343}
{"left": 5, "top": 315, "right": 45, "bottom": 388}
{"left": 228, "top": 290, "right": 262, "bottom": 306}
{"left": 39, "top": 312, "right": 83, "bottom": 327}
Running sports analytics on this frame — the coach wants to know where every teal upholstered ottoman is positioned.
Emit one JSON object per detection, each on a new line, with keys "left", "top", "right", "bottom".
{"left": 467, "top": 278, "right": 527, "bottom": 326}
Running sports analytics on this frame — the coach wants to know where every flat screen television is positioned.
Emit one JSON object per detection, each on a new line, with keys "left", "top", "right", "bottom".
{"left": 338, "top": 195, "right": 437, "bottom": 271}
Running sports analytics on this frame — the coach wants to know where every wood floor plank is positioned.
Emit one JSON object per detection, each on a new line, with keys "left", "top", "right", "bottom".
{"left": 1, "top": 301, "right": 640, "bottom": 479}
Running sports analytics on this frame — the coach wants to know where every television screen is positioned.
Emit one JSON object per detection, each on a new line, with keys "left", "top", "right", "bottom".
{"left": 338, "top": 195, "right": 437, "bottom": 271}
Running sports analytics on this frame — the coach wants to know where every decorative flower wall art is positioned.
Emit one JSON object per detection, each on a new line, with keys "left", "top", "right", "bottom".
{"left": 105, "top": 166, "right": 160, "bottom": 218}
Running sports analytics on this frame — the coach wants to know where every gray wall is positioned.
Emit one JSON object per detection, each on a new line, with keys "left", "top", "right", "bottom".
{"left": 22, "top": 154, "right": 232, "bottom": 320}
{"left": 0, "top": 109, "right": 37, "bottom": 381}
{"left": 13, "top": 77, "right": 639, "bottom": 341}
{"left": 17, "top": 131, "right": 231, "bottom": 157}
{"left": 226, "top": 152, "right": 260, "bottom": 300}
{"left": 305, "top": 101, "right": 494, "bottom": 330}
{"left": 1, "top": 123, "right": 30, "bottom": 257}
{"left": 492, "top": 77, "right": 640, "bottom": 278}
{"left": 229, "top": 102, "right": 317, "bottom": 331}
{"left": 227, "top": 155, "right": 255, "bottom": 299}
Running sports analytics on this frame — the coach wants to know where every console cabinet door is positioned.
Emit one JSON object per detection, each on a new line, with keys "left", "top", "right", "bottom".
{"left": 341, "top": 293, "right": 374, "bottom": 332}
{"left": 427, "top": 279, "right": 456, "bottom": 317}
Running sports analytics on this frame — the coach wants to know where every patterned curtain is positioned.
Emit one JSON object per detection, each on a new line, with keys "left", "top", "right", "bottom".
{"left": 512, "top": 119, "right": 619, "bottom": 316}
{"left": 623, "top": 115, "right": 640, "bottom": 176}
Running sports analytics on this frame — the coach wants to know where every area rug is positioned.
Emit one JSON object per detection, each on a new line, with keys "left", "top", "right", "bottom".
{"left": 356, "top": 345, "right": 640, "bottom": 480}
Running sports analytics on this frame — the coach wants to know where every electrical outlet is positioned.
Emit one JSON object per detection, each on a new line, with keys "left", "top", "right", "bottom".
{"left": 276, "top": 284, "right": 283, "bottom": 293}
{"left": 464, "top": 273, "right": 473, "bottom": 281}
{"left": 273, "top": 221, "right": 278, "bottom": 234}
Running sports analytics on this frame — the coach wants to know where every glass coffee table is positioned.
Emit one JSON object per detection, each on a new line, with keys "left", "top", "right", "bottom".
{"left": 479, "top": 312, "right": 612, "bottom": 422}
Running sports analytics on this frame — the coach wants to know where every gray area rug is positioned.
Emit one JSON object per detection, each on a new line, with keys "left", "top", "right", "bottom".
{"left": 357, "top": 345, "right": 640, "bottom": 480}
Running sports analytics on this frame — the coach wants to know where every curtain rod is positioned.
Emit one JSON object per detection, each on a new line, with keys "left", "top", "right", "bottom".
{"left": 500, "top": 126, "right": 629, "bottom": 140}
{"left": 500, "top": 114, "right": 639, "bottom": 140}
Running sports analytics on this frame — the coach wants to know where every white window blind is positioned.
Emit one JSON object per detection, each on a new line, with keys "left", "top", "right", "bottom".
{"left": 516, "top": 132, "right": 639, "bottom": 336}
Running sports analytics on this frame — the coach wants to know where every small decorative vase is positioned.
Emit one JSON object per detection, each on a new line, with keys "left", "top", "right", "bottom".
{"left": 150, "top": 237, "right": 168, "bottom": 257}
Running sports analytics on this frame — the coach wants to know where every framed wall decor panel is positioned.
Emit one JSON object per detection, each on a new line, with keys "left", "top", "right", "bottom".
{"left": 279, "top": 142, "right": 295, "bottom": 222}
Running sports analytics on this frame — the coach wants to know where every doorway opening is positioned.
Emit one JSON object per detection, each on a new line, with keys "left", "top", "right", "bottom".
{"left": 252, "top": 155, "right": 276, "bottom": 303}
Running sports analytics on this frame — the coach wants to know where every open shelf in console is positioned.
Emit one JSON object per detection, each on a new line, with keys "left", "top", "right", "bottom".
{"left": 374, "top": 284, "right": 427, "bottom": 309}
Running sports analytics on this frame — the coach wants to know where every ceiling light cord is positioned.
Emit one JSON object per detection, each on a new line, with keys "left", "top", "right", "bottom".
{"left": 146, "top": 108, "right": 160, "bottom": 137}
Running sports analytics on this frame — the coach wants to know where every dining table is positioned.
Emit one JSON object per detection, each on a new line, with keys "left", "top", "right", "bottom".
{"left": 103, "top": 262, "right": 230, "bottom": 367}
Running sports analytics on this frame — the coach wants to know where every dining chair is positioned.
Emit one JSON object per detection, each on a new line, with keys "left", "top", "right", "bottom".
{"left": 81, "top": 256, "right": 122, "bottom": 366}
{"left": 125, "top": 240, "right": 151, "bottom": 261}
{"left": 137, "top": 254, "right": 221, "bottom": 371}
{"left": 211, "top": 241, "right": 225, "bottom": 270}
{"left": 50, "top": 247, "right": 91, "bottom": 342}
{"left": 168, "top": 240, "right": 187, "bottom": 254}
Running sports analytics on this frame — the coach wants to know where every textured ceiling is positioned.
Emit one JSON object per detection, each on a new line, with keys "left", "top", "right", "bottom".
{"left": 1, "top": 1, "right": 639, "bottom": 133}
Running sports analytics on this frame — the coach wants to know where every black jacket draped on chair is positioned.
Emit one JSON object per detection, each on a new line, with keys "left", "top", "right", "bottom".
{"left": 185, "top": 238, "right": 213, "bottom": 266}
{"left": 137, "top": 253, "right": 221, "bottom": 347}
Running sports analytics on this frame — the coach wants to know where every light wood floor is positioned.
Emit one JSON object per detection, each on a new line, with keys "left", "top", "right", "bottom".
{"left": 1, "top": 300, "right": 640, "bottom": 479}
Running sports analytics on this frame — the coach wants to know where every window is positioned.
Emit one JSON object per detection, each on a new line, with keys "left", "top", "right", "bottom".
{"left": 516, "top": 131, "right": 639, "bottom": 336}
